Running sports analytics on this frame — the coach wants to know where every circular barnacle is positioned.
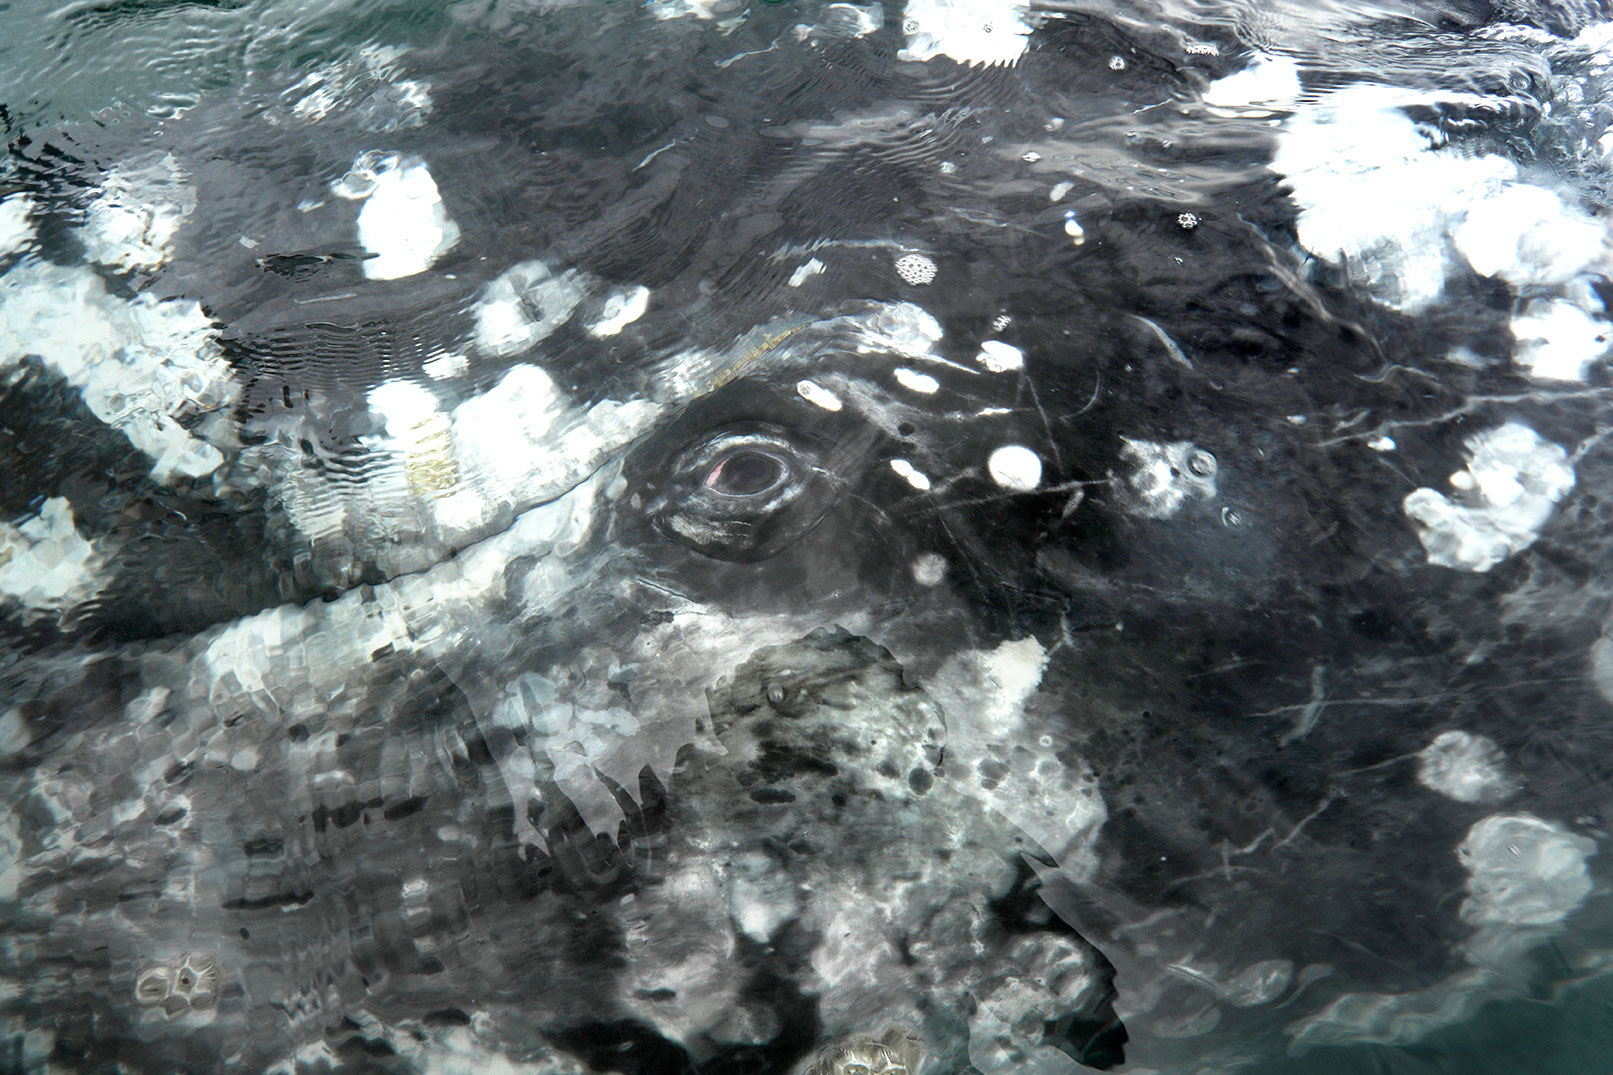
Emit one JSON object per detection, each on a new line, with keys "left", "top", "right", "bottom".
{"left": 134, "top": 965, "right": 173, "bottom": 1007}
{"left": 1188, "top": 448, "right": 1217, "bottom": 477}
{"left": 766, "top": 683, "right": 789, "bottom": 707}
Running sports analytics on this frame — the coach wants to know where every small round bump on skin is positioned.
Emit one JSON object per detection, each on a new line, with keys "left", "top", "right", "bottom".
{"left": 988, "top": 444, "right": 1042, "bottom": 491}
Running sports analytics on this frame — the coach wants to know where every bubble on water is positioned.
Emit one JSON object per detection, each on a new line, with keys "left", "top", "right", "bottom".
{"left": 895, "top": 253, "right": 938, "bottom": 285}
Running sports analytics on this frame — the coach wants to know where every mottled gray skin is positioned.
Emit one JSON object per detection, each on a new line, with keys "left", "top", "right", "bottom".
{"left": 1, "top": 624, "right": 1117, "bottom": 1074}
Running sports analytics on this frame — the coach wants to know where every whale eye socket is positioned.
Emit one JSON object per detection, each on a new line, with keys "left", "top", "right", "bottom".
{"left": 704, "top": 450, "right": 786, "bottom": 497}
{"left": 648, "top": 424, "right": 844, "bottom": 562}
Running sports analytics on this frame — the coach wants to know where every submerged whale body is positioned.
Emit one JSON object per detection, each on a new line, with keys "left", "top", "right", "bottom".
{"left": 4, "top": 0, "right": 1613, "bottom": 1072}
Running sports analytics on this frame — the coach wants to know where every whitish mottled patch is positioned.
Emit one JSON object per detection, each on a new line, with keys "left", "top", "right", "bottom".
{"left": 588, "top": 286, "right": 650, "bottom": 336}
{"left": 975, "top": 340, "right": 1023, "bottom": 372}
{"left": 473, "top": 261, "right": 589, "bottom": 357}
{"left": 894, "top": 253, "right": 937, "bottom": 285}
{"left": 788, "top": 258, "right": 826, "bottom": 287}
{"left": 926, "top": 638, "right": 1107, "bottom": 882}
{"left": 0, "top": 261, "right": 234, "bottom": 482}
{"left": 897, "top": 0, "right": 1030, "bottom": 67}
{"left": 1118, "top": 439, "right": 1217, "bottom": 517}
{"left": 0, "top": 195, "right": 36, "bottom": 257}
{"left": 333, "top": 152, "right": 460, "bottom": 280}
{"left": 1460, "top": 813, "right": 1595, "bottom": 963}
{"left": 80, "top": 154, "right": 196, "bottom": 272}
{"left": 1511, "top": 298, "right": 1609, "bottom": 382}
{"left": 1416, "top": 731, "right": 1516, "bottom": 803}
{"left": 1273, "top": 87, "right": 1513, "bottom": 311}
{"left": 1203, "top": 53, "right": 1302, "bottom": 113}
{"left": 0, "top": 499, "right": 106, "bottom": 615}
{"left": 1402, "top": 422, "right": 1574, "bottom": 572}
{"left": 911, "top": 552, "right": 946, "bottom": 586}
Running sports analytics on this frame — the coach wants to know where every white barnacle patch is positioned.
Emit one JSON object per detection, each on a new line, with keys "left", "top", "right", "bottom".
{"left": 788, "top": 258, "right": 826, "bottom": 287}
{"left": 1510, "top": 298, "right": 1609, "bottom": 382}
{"left": 422, "top": 351, "right": 469, "bottom": 380}
{"left": 473, "top": 260, "right": 588, "bottom": 357}
{"left": 893, "top": 252, "right": 937, "bottom": 285}
{"left": 795, "top": 379, "right": 843, "bottom": 411}
{"left": 0, "top": 499, "right": 106, "bottom": 615}
{"left": 1459, "top": 813, "right": 1596, "bottom": 965}
{"left": 0, "top": 261, "right": 235, "bottom": 482}
{"left": 1452, "top": 183, "right": 1604, "bottom": 289}
{"left": 587, "top": 285, "right": 650, "bottom": 337}
{"left": 1273, "top": 86, "right": 1515, "bottom": 311}
{"left": 897, "top": 0, "right": 1032, "bottom": 67}
{"left": 0, "top": 195, "right": 36, "bottom": 257}
{"left": 1117, "top": 438, "right": 1217, "bottom": 518}
{"left": 975, "top": 340, "right": 1024, "bottom": 372}
{"left": 1203, "top": 53, "right": 1302, "bottom": 114}
{"left": 1416, "top": 731, "right": 1517, "bottom": 803}
{"left": 850, "top": 301, "right": 949, "bottom": 365}
{"left": 911, "top": 552, "right": 946, "bottom": 586}
{"left": 332, "top": 151, "right": 460, "bottom": 281}
{"left": 1402, "top": 422, "right": 1574, "bottom": 572}
{"left": 926, "top": 638, "right": 1108, "bottom": 881}
{"left": 366, "top": 379, "right": 458, "bottom": 496}
{"left": 889, "top": 458, "right": 932, "bottom": 490}
{"left": 80, "top": 154, "right": 196, "bottom": 272}
{"left": 892, "top": 367, "right": 939, "bottom": 393}
{"left": 987, "top": 444, "right": 1041, "bottom": 491}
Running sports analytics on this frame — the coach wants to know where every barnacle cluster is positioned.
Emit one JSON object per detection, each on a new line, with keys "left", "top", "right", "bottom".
{"left": 806, "top": 1025, "right": 925, "bottom": 1075}
{"left": 134, "top": 953, "right": 219, "bottom": 1014}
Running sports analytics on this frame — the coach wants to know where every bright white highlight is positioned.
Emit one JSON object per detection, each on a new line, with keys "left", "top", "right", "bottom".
{"left": 987, "top": 445, "right": 1041, "bottom": 491}
{"left": 588, "top": 286, "right": 650, "bottom": 336}
{"left": 796, "top": 380, "right": 843, "bottom": 411}
{"left": 890, "top": 458, "right": 932, "bottom": 491}
{"left": 893, "top": 367, "right": 940, "bottom": 393}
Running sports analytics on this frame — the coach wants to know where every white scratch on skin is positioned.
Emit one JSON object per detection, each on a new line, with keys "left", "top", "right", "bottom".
{"left": 634, "top": 139, "right": 681, "bottom": 171}
{"left": 715, "top": 40, "right": 780, "bottom": 67}
{"left": 1279, "top": 666, "right": 1327, "bottom": 746}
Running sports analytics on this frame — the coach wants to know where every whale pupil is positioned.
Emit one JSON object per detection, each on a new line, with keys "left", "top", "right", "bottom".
{"left": 705, "top": 451, "right": 781, "bottom": 496}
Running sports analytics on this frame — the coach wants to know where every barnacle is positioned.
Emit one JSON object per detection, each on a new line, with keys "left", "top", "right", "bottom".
{"left": 807, "top": 1024, "right": 925, "bottom": 1075}
{"left": 133, "top": 953, "right": 219, "bottom": 1012}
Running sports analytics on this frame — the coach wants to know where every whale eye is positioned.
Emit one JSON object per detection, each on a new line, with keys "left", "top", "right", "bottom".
{"left": 704, "top": 450, "right": 786, "bottom": 497}
{"left": 648, "top": 424, "right": 848, "bottom": 562}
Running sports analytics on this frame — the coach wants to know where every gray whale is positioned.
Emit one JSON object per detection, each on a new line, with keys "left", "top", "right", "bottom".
{"left": 2, "top": 1, "right": 1612, "bottom": 1072}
